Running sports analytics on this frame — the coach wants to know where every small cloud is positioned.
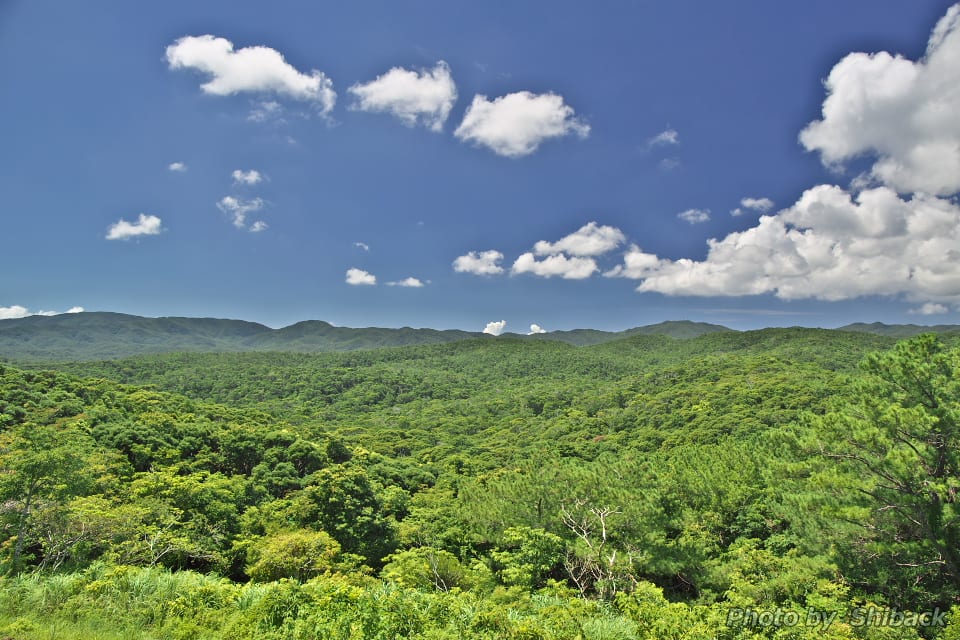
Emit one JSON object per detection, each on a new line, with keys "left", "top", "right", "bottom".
{"left": 647, "top": 128, "right": 679, "bottom": 148}
{"left": 678, "top": 208, "right": 711, "bottom": 224}
{"left": 0, "top": 305, "right": 29, "bottom": 320}
{"left": 0, "top": 305, "right": 85, "bottom": 319}
{"left": 910, "top": 302, "right": 949, "bottom": 315}
{"left": 453, "top": 250, "right": 504, "bottom": 275}
{"left": 348, "top": 61, "right": 457, "bottom": 132}
{"left": 741, "top": 197, "right": 775, "bottom": 212}
{"left": 232, "top": 169, "right": 264, "bottom": 185}
{"left": 512, "top": 253, "right": 598, "bottom": 279}
{"left": 483, "top": 320, "right": 507, "bottom": 336}
{"left": 533, "top": 222, "right": 625, "bottom": 257}
{"left": 217, "top": 196, "right": 264, "bottom": 229}
{"left": 353, "top": 241, "right": 370, "bottom": 251}
{"left": 165, "top": 34, "right": 336, "bottom": 117}
{"left": 386, "top": 277, "right": 425, "bottom": 287}
{"left": 346, "top": 268, "right": 376, "bottom": 285}
{"left": 249, "top": 220, "right": 268, "bottom": 233}
{"left": 528, "top": 323, "right": 546, "bottom": 334}
{"left": 454, "top": 91, "right": 589, "bottom": 157}
{"left": 659, "top": 158, "right": 681, "bottom": 171}
{"left": 168, "top": 161, "right": 187, "bottom": 172}
{"left": 106, "top": 214, "right": 163, "bottom": 240}
{"left": 734, "top": 197, "right": 775, "bottom": 216}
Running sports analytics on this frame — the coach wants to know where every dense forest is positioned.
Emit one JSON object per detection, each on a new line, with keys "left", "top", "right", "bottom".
{"left": 1, "top": 324, "right": 959, "bottom": 638}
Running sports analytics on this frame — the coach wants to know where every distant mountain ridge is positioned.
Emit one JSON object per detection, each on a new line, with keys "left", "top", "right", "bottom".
{"left": 0, "top": 312, "right": 732, "bottom": 362}
{"left": 2, "top": 312, "right": 956, "bottom": 362}
{"left": 838, "top": 322, "right": 960, "bottom": 338}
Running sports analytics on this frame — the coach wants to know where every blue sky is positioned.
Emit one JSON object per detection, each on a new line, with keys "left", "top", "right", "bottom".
{"left": 2, "top": 1, "right": 959, "bottom": 332}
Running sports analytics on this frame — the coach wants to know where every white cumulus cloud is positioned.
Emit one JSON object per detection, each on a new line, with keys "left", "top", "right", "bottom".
{"left": 533, "top": 222, "right": 625, "bottom": 257}
{"left": 678, "top": 208, "right": 711, "bottom": 224}
{"left": 349, "top": 61, "right": 457, "bottom": 132}
{"left": 346, "top": 268, "right": 376, "bottom": 285}
{"left": 232, "top": 169, "right": 263, "bottom": 185}
{"left": 604, "top": 5, "right": 960, "bottom": 307}
{"left": 454, "top": 91, "right": 589, "bottom": 157}
{"left": 453, "top": 250, "right": 504, "bottom": 275}
{"left": 799, "top": 5, "right": 960, "bottom": 195}
{"left": 387, "top": 277, "right": 425, "bottom": 287}
{"left": 249, "top": 221, "right": 268, "bottom": 233}
{"left": 608, "top": 186, "right": 960, "bottom": 304}
{"left": 168, "top": 161, "right": 187, "bottom": 172}
{"left": 512, "top": 253, "right": 598, "bottom": 280}
{"left": 165, "top": 35, "right": 336, "bottom": 117}
{"left": 528, "top": 324, "right": 547, "bottom": 334}
{"left": 106, "top": 214, "right": 163, "bottom": 240}
{"left": 353, "top": 241, "right": 370, "bottom": 251}
{"left": 483, "top": 320, "right": 507, "bottom": 336}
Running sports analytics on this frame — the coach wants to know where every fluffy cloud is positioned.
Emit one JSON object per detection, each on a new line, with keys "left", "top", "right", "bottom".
{"left": 232, "top": 169, "right": 263, "bottom": 185}
{"left": 345, "top": 268, "right": 376, "bottom": 285}
{"left": 453, "top": 250, "right": 504, "bottom": 275}
{"left": 249, "top": 221, "right": 268, "bottom": 233}
{"left": 165, "top": 35, "right": 336, "bottom": 116}
{"left": 647, "top": 128, "right": 679, "bottom": 147}
{"left": 603, "top": 245, "right": 666, "bottom": 279}
{"left": 910, "top": 302, "right": 949, "bottom": 315}
{"left": 353, "top": 241, "right": 370, "bottom": 251}
{"left": 742, "top": 197, "right": 775, "bottom": 212}
{"left": 799, "top": 5, "right": 960, "bottom": 195}
{"left": 482, "top": 320, "right": 507, "bottom": 336}
{"left": 602, "top": 5, "right": 960, "bottom": 307}
{"left": 533, "top": 222, "right": 625, "bottom": 257}
{"left": 678, "top": 208, "right": 711, "bottom": 224}
{"left": 528, "top": 324, "right": 547, "bottom": 334}
{"left": 217, "top": 196, "right": 264, "bottom": 229}
{"left": 454, "top": 91, "right": 589, "bottom": 157}
{"left": 387, "top": 277, "right": 425, "bottom": 287}
{"left": 0, "top": 305, "right": 83, "bottom": 319}
{"left": 732, "top": 197, "right": 775, "bottom": 216}
{"left": 0, "top": 305, "right": 29, "bottom": 320}
{"left": 168, "top": 162, "right": 187, "bottom": 172}
{"left": 106, "top": 214, "right": 163, "bottom": 240}
{"left": 349, "top": 61, "right": 457, "bottom": 132}
{"left": 512, "top": 253, "right": 598, "bottom": 279}
{"left": 608, "top": 186, "right": 960, "bottom": 303}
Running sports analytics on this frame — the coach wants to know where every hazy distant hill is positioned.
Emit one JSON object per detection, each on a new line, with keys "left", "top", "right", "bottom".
{"left": 839, "top": 322, "right": 960, "bottom": 338}
{"left": 0, "top": 313, "right": 733, "bottom": 362}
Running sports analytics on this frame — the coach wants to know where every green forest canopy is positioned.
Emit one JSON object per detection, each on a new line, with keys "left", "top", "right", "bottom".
{"left": 1, "top": 326, "right": 959, "bottom": 638}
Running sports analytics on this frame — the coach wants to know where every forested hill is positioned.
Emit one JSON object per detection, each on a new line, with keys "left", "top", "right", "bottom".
{"left": 0, "top": 312, "right": 730, "bottom": 361}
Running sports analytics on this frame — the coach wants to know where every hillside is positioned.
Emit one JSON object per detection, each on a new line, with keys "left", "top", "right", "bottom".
{"left": 0, "top": 312, "right": 731, "bottom": 361}
{"left": 3, "top": 329, "right": 959, "bottom": 638}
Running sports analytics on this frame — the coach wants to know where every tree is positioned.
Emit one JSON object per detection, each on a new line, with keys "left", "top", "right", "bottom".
{"left": 0, "top": 422, "right": 92, "bottom": 573}
{"left": 807, "top": 334, "right": 960, "bottom": 608}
